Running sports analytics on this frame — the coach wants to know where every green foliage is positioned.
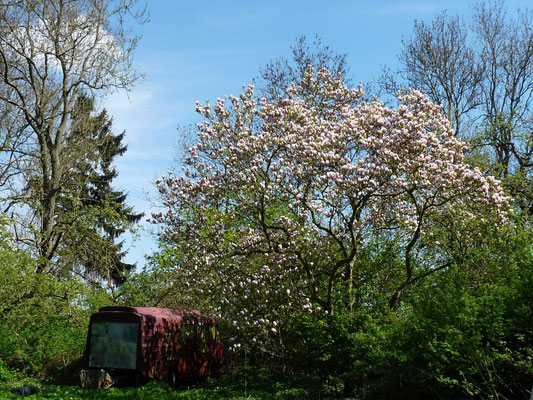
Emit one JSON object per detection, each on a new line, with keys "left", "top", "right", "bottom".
{"left": 269, "top": 222, "right": 532, "bottom": 399}
{"left": 0, "top": 269, "right": 112, "bottom": 378}
{"left": 0, "top": 219, "right": 113, "bottom": 378}
{"left": 0, "top": 358, "right": 15, "bottom": 385}
{"left": 116, "top": 264, "right": 174, "bottom": 307}
{"left": 377, "top": 261, "right": 532, "bottom": 399}
{"left": 0, "top": 369, "right": 347, "bottom": 399}
{"left": 57, "top": 94, "right": 143, "bottom": 284}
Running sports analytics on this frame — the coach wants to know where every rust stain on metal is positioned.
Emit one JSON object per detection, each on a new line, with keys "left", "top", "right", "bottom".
{"left": 83, "top": 306, "right": 224, "bottom": 386}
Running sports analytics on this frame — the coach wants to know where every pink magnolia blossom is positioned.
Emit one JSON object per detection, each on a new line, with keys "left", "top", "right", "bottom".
{"left": 152, "top": 68, "right": 510, "bottom": 341}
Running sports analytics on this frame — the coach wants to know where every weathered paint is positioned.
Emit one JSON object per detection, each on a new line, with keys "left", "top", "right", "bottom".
{"left": 83, "top": 306, "right": 223, "bottom": 385}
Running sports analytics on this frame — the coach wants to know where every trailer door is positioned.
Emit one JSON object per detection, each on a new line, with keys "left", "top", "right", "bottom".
{"left": 88, "top": 321, "right": 139, "bottom": 370}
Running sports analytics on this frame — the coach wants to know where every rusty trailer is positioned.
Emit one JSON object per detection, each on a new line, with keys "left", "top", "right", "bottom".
{"left": 81, "top": 306, "right": 223, "bottom": 387}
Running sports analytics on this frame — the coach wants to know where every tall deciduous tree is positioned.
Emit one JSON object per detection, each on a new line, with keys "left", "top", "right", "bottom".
{"left": 152, "top": 69, "right": 509, "bottom": 342}
{"left": 383, "top": 1, "right": 533, "bottom": 214}
{"left": 0, "top": 0, "right": 145, "bottom": 271}
{"left": 386, "top": 11, "right": 482, "bottom": 136}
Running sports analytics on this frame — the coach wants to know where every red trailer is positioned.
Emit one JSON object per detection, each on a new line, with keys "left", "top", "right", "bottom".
{"left": 82, "top": 306, "right": 223, "bottom": 387}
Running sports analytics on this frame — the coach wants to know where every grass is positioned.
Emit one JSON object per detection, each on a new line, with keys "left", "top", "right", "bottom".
{"left": 0, "top": 367, "right": 337, "bottom": 399}
{"left": 0, "top": 381, "right": 256, "bottom": 400}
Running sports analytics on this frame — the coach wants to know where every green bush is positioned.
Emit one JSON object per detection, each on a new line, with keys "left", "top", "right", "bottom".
{"left": 366, "top": 225, "right": 533, "bottom": 399}
{"left": 276, "top": 225, "right": 533, "bottom": 399}
{"left": 0, "top": 358, "right": 15, "bottom": 385}
{"left": 0, "top": 274, "right": 111, "bottom": 379}
{"left": 0, "top": 223, "right": 112, "bottom": 379}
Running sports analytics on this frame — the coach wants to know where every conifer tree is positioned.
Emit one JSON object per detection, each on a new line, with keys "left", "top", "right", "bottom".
{"left": 57, "top": 95, "right": 143, "bottom": 285}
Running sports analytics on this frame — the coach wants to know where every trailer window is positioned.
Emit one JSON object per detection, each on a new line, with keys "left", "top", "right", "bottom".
{"left": 180, "top": 323, "right": 196, "bottom": 344}
{"left": 89, "top": 322, "right": 138, "bottom": 370}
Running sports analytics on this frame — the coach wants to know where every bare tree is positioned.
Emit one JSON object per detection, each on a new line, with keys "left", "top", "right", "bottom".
{"left": 383, "top": 1, "right": 533, "bottom": 214}
{"left": 0, "top": 0, "right": 146, "bottom": 271}
{"left": 394, "top": 11, "right": 483, "bottom": 136}
{"left": 474, "top": 2, "right": 533, "bottom": 179}
{"left": 257, "top": 35, "right": 352, "bottom": 101}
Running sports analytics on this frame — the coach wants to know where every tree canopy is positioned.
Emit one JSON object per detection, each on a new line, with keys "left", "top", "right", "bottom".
{"left": 384, "top": 1, "right": 533, "bottom": 215}
{"left": 152, "top": 68, "right": 510, "bottom": 340}
{"left": 0, "top": 0, "right": 145, "bottom": 273}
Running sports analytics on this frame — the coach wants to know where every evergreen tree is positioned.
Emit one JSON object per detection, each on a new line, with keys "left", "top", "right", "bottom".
{"left": 0, "top": 0, "right": 145, "bottom": 271}
{"left": 57, "top": 95, "right": 143, "bottom": 286}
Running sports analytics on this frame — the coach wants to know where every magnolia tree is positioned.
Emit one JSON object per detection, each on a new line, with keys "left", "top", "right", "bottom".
{"left": 152, "top": 68, "right": 509, "bottom": 345}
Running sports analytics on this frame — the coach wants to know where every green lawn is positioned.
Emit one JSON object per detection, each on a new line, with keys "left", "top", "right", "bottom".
{"left": 0, "top": 368, "right": 335, "bottom": 400}
{"left": 0, "top": 382, "right": 268, "bottom": 400}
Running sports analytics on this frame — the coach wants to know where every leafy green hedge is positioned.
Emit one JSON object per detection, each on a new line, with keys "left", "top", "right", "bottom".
{"left": 277, "top": 225, "right": 533, "bottom": 399}
{"left": 0, "top": 226, "right": 112, "bottom": 379}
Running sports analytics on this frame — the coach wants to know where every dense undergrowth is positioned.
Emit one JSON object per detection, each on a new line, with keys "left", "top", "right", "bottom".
{"left": 0, "top": 366, "right": 342, "bottom": 400}
{"left": 0, "top": 222, "right": 532, "bottom": 399}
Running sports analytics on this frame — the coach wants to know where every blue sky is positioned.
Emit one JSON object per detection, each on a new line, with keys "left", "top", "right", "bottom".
{"left": 106, "top": 0, "right": 528, "bottom": 269}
